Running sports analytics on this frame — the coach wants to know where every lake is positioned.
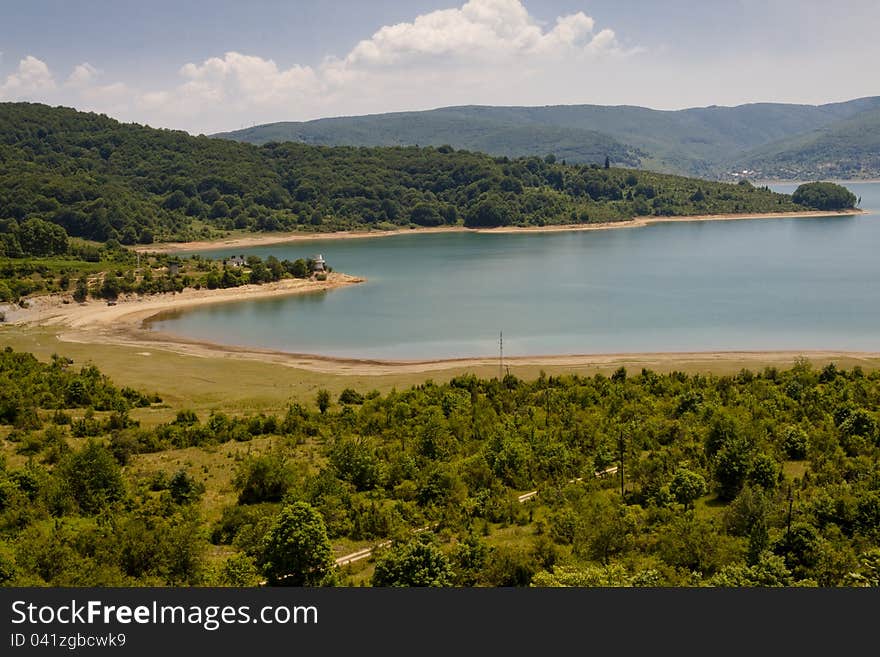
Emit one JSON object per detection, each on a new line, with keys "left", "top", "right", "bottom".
{"left": 149, "top": 182, "right": 880, "bottom": 360}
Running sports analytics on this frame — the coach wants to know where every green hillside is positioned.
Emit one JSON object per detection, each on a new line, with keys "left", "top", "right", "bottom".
{"left": 0, "top": 103, "right": 814, "bottom": 246}
{"left": 733, "top": 108, "right": 880, "bottom": 180}
{"left": 214, "top": 97, "right": 880, "bottom": 178}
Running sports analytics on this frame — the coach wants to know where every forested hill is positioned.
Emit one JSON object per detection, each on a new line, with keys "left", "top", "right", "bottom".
{"left": 731, "top": 108, "right": 880, "bottom": 180}
{"left": 0, "top": 102, "right": 826, "bottom": 245}
{"left": 214, "top": 97, "right": 880, "bottom": 178}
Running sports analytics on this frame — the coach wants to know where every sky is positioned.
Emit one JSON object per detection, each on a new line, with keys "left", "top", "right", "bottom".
{"left": 1, "top": 0, "right": 878, "bottom": 134}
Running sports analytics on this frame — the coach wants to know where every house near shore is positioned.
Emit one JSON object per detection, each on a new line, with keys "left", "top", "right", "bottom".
{"left": 311, "top": 254, "right": 326, "bottom": 275}
{"left": 224, "top": 255, "right": 246, "bottom": 267}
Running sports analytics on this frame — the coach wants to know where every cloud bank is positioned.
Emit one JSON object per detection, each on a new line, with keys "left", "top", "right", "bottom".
{"left": 0, "top": 0, "right": 638, "bottom": 133}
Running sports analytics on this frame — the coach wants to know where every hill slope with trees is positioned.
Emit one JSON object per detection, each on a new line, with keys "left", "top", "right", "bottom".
{"left": 732, "top": 108, "right": 880, "bottom": 180}
{"left": 1, "top": 351, "right": 878, "bottom": 587}
{"left": 1, "top": 103, "right": 827, "bottom": 247}
{"left": 215, "top": 97, "right": 880, "bottom": 178}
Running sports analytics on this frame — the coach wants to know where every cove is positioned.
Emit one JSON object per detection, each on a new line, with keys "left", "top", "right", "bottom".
{"left": 147, "top": 182, "right": 880, "bottom": 360}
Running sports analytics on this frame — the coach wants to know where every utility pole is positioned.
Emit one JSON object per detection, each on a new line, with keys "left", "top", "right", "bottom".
{"left": 786, "top": 485, "right": 794, "bottom": 541}
{"left": 618, "top": 428, "right": 625, "bottom": 498}
{"left": 499, "top": 331, "right": 503, "bottom": 380}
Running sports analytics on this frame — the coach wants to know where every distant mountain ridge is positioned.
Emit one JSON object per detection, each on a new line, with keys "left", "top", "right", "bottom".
{"left": 214, "top": 97, "right": 880, "bottom": 180}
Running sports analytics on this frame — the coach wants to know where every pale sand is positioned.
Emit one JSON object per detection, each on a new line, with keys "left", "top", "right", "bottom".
{"left": 138, "top": 209, "right": 868, "bottom": 253}
{"left": 4, "top": 272, "right": 363, "bottom": 344}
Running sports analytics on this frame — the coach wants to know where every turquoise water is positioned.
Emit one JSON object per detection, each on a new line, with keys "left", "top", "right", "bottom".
{"left": 150, "top": 182, "right": 880, "bottom": 360}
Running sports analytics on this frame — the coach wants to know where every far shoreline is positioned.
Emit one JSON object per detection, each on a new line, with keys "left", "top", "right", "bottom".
{"left": 137, "top": 208, "right": 868, "bottom": 254}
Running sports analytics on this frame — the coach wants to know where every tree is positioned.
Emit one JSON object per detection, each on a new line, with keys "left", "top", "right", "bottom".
{"left": 58, "top": 440, "right": 125, "bottom": 514}
{"left": 287, "top": 258, "right": 309, "bottom": 279}
{"left": 748, "top": 452, "right": 780, "bottom": 490}
{"left": 464, "top": 194, "right": 513, "bottom": 228}
{"left": 316, "top": 389, "right": 331, "bottom": 414}
{"left": 714, "top": 437, "right": 752, "bottom": 500}
{"left": 782, "top": 426, "right": 808, "bottom": 459}
{"left": 17, "top": 218, "right": 68, "bottom": 256}
{"left": 73, "top": 276, "right": 89, "bottom": 303}
{"left": 100, "top": 272, "right": 121, "bottom": 300}
{"left": 371, "top": 536, "right": 454, "bottom": 587}
{"left": 258, "top": 502, "right": 334, "bottom": 586}
{"left": 169, "top": 469, "right": 203, "bottom": 505}
{"left": 329, "top": 438, "right": 380, "bottom": 491}
{"left": 670, "top": 468, "right": 707, "bottom": 509}
{"left": 232, "top": 453, "right": 294, "bottom": 504}
{"left": 792, "top": 182, "right": 856, "bottom": 210}
{"left": 409, "top": 202, "right": 444, "bottom": 227}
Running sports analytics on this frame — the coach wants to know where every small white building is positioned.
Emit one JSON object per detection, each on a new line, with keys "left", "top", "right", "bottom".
{"left": 311, "top": 254, "right": 326, "bottom": 273}
{"left": 225, "top": 255, "right": 246, "bottom": 267}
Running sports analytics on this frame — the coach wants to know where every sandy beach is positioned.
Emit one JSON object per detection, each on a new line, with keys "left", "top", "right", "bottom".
{"left": 3, "top": 272, "right": 363, "bottom": 348}
{"left": 138, "top": 209, "right": 868, "bottom": 253}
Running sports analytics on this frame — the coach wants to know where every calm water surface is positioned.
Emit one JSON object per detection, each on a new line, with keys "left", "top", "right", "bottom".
{"left": 149, "top": 182, "right": 880, "bottom": 359}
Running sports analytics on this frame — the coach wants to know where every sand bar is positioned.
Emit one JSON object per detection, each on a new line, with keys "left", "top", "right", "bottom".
{"left": 4, "top": 272, "right": 363, "bottom": 336}
{"left": 138, "top": 209, "right": 867, "bottom": 253}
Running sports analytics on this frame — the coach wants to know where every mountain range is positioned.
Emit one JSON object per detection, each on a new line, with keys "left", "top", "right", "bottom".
{"left": 214, "top": 97, "right": 880, "bottom": 180}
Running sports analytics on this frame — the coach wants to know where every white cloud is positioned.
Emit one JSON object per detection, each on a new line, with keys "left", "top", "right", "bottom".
{"left": 0, "top": 55, "right": 56, "bottom": 99}
{"left": 344, "top": 0, "right": 616, "bottom": 65}
{"left": 176, "top": 52, "right": 319, "bottom": 107}
{"left": 133, "top": 0, "right": 634, "bottom": 130}
{"left": 0, "top": 0, "right": 640, "bottom": 132}
{"left": 66, "top": 63, "right": 99, "bottom": 88}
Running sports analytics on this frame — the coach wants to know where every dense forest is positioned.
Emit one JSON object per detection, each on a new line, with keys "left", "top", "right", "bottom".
{"left": 1, "top": 349, "right": 877, "bottom": 587}
{"left": 1, "top": 103, "right": 828, "bottom": 246}
{"left": 733, "top": 108, "right": 880, "bottom": 181}
{"left": 215, "top": 97, "right": 880, "bottom": 179}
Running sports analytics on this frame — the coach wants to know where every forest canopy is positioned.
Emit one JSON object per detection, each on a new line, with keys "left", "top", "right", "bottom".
{"left": 791, "top": 182, "right": 858, "bottom": 211}
{"left": 0, "top": 103, "right": 823, "bottom": 245}
{"left": 1, "top": 349, "right": 878, "bottom": 588}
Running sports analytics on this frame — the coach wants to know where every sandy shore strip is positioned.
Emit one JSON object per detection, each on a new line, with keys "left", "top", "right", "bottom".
{"left": 138, "top": 209, "right": 868, "bottom": 253}
{"left": 3, "top": 272, "right": 364, "bottom": 334}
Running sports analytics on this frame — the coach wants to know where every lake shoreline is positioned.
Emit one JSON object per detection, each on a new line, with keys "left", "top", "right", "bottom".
{"left": 3, "top": 272, "right": 365, "bottom": 339}
{"left": 138, "top": 209, "right": 867, "bottom": 253}
{"left": 5, "top": 270, "right": 880, "bottom": 374}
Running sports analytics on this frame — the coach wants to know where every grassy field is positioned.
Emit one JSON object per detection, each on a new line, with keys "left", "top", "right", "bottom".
{"left": 5, "top": 325, "right": 879, "bottom": 425}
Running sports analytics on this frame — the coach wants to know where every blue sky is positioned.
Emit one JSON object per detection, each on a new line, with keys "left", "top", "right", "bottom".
{"left": 1, "top": 0, "right": 877, "bottom": 133}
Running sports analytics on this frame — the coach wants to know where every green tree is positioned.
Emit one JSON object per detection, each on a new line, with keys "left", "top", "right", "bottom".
{"left": 232, "top": 453, "right": 295, "bottom": 504}
{"left": 17, "top": 218, "right": 68, "bottom": 256}
{"left": 670, "top": 468, "right": 707, "bottom": 509}
{"left": 748, "top": 452, "right": 780, "bottom": 490}
{"left": 371, "top": 536, "right": 454, "bottom": 587}
{"left": 100, "top": 272, "right": 121, "bottom": 300}
{"left": 287, "top": 258, "right": 309, "bottom": 279}
{"left": 58, "top": 440, "right": 125, "bottom": 514}
{"left": 258, "top": 502, "right": 334, "bottom": 586}
{"left": 73, "top": 276, "right": 89, "bottom": 303}
{"left": 782, "top": 426, "right": 809, "bottom": 459}
{"left": 714, "top": 437, "right": 752, "bottom": 500}
{"left": 409, "top": 202, "right": 444, "bottom": 227}
{"left": 169, "top": 469, "right": 203, "bottom": 505}
{"left": 792, "top": 182, "right": 856, "bottom": 210}
{"left": 316, "top": 389, "right": 331, "bottom": 414}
